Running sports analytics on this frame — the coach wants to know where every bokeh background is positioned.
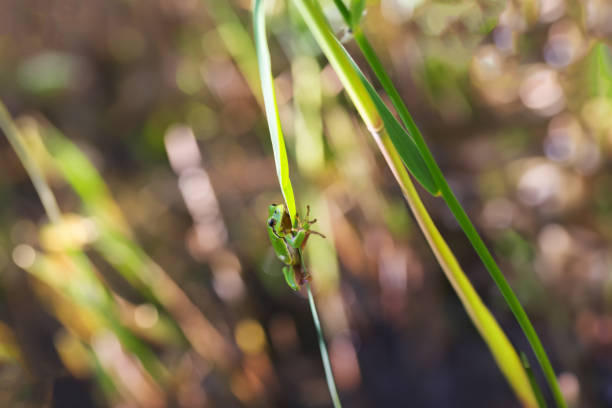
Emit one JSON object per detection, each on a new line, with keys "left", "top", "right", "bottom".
{"left": 0, "top": 0, "right": 611, "bottom": 406}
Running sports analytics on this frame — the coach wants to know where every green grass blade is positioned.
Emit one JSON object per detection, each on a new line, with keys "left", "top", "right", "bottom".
{"left": 253, "top": 0, "right": 296, "bottom": 221}
{"left": 374, "top": 129, "right": 538, "bottom": 408}
{"left": 521, "top": 352, "right": 549, "bottom": 408}
{"left": 307, "top": 283, "right": 342, "bottom": 408}
{"left": 41, "top": 126, "right": 127, "bottom": 230}
{"left": 348, "top": 24, "right": 566, "bottom": 408}
{"left": 0, "top": 101, "right": 171, "bottom": 393}
{"left": 0, "top": 101, "right": 61, "bottom": 223}
{"left": 350, "top": 58, "right": 439, "bottom": 195}
{"left": 293, "top": 0, "right": 439, "bottom": 195}
{"left": 291, "top": 2, "right": 540, "bottom": 406}
{"left": 29, "top": 250, "right": 169, "bottom": 385}
{"left": 292, "top": 0, "right": 381, "bottom": 131}
{"left": 331, "top": 0, "right": 351, "bottom": 24}
{"left": 208, "top": 1, "right": 264, "bottom": 108}
{"left": 586, "top": 43, "right": 612, "bottom": 98}
{"left": 37, "top": 125, "right": 234, "bottom": 369}
{"left": 440, "top": 185, "right": 565, "bottom": 408}
{"left": 349, "top": 0, "right": 366, "bottom": 27}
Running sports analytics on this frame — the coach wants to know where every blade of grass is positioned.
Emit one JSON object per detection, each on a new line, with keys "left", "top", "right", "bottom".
{"left": 30, "top": 249, "right": 170, "bottom": 385}
{"left": 307, "top": 282, "right": 342, "bottom": 408}
{"left": 290, "top": 0, "right": 440, "bottom": 196}
{"left": 354, "top": 57, "right": 439, "bottom": 195}
{"left": 349, "top": 0, "right": 366, "bottom": 27}
{"left": 372, "top": 125, "right": 537, "bottom": 408}
{"left": 207, "top": 1, "right": 264, "bottom": 108}
{"left": 289, "top": 1, "right": 539, "bottom": 406}
{"left": 34, "top": 123, "right": 234, "bottom": 370}
{"left": 0, "top": 101, "right": 170, "bottom": 389}
{"left": 343, "top": 15, "right": 566, "bottom": 407}
{"left": 521, "top": 352, "right": 549, "bottom": 408}
{"left": 253, "top": 2, "right": 342, "bottom": 406}
{"left": 253, "top": 0, "right": 297, "bottom": 222}
{"left": 0, "top": 101, "right": 61, "bottom": 223}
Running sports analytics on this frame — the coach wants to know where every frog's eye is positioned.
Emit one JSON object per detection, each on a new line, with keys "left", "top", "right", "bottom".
{"left": 268, "top": 218, "right": 276, "bottom": 227}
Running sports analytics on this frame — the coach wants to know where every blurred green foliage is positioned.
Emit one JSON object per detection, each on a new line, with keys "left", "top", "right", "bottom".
{"left": 0, "top": 0, "right": 610, "bottom": 407}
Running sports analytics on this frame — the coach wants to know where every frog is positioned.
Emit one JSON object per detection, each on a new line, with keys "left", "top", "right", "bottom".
{"left": 267, "top": 203, "right": 324, "bottom": 290}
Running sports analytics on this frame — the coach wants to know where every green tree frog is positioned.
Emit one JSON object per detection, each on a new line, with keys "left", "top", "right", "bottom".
{"left": 267, "top": 203, "right": 324, "bottom": 290}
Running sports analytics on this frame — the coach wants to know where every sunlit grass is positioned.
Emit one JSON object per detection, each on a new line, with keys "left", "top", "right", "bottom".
{"left": 327, "top": 1, "right": 564, "bottom": 405}
{"left": 251, "top": 0, "right": 565, "bottom": 406}
{"left": 0, "top": 100, "right": 237, "bottom": 405}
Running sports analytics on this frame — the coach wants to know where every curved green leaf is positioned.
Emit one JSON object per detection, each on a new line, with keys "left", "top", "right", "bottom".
{"left": 253, "top": 0, "right": 297, "bottom": 221}
{"left": 521, "top": 352, "right": 548, "bottom": 408}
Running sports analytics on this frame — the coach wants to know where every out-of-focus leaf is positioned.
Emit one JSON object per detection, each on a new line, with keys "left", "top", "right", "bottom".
{"left": 350, "top": 0, "right": 366, "bottom": 27}
{"left": 413, "top": 0, "right": 505, "bottom": 36}
{"left": 42, "top": 126, "right": 127, "bottom": 231}
{"left": 36, "top": 123, "right": 232, "bottom": 369}
{"left": 587, "top": 43, "right": 612, "bottom": 99}
{"left": 17, "top": 52, "right": 79, "bottom": 95}
{"left": 28, "top": 251, "right": 169, "bottom": 385}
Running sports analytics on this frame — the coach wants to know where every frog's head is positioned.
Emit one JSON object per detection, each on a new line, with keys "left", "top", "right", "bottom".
{"left": 267, "top": 204, "right": 284, "bottom": 230}
{"left": 267, "top": 203, "right": 292, "bottom": 234}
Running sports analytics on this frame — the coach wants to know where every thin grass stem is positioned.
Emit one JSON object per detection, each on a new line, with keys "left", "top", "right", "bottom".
{"left": 306, "top": 283, "right": 342, "bottom": 408}
{"left": 349, "top": 26, "right": 566, "bottom": 408}
{"left": 0, "top": 101, "right": 61, "bottom": 223}
{"left": 290, "top": 1, "right": 541, "bottom": 406}
{"left": 371, "top": 127, "right": 537, "bottom": 407}
{"left": 521, "top": 352, "right": 549, "bottom": 408}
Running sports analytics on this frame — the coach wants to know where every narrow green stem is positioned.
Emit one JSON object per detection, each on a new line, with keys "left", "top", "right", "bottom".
{"left": 0, "top": 101, "right": 61, "bottom": 223}
{"left": 351, "top": 25, "right": 566, "bottom": 408}
{"left": 330, "top": 0, "right": 351, "bottom": 23}
{"left": 521, "top": 352, "right": 549, "bottom": 408}
{"left": 372, "top": 127, "right": 537, "bottom": 407}
{"left": 441, "top": 185, "right": 565, "bottom": 408}
{"left": 292, "top": 0, "right": 562, "bottom": 405}
{"left": 306, "top": 283, "right": 342, "bottom": 408}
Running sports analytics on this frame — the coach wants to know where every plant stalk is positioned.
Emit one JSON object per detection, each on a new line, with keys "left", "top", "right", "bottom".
{"left": 290, "top": 0, "right": 540, "bottom": 406}
{"left": 350, "top": 24, "right": 566, "bottom": 408}
{"left": 306, "top": 283, "right": 342, "bottom": 408}
{"left": 372, "top": 127, "right": 537, "bottom": 408}
{"left": 0, "top": 102, "right": 61, "bottom": 223}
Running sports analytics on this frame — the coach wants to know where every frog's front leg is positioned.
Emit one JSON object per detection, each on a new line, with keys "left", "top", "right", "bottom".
{"left": 288, "top": 229, "right": 326, "bottom": 250}
{"left": 285, "top": 229, "right": 308, "bottom": 250}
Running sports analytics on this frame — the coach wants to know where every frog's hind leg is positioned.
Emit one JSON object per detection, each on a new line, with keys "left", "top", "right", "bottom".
{"left": 282, "top": 266, "right": 299, "bottom": 291}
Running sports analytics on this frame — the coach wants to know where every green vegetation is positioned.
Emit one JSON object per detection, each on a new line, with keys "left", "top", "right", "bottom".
{"left": 1, "top": 1, "right": 611, "bottom": 407}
